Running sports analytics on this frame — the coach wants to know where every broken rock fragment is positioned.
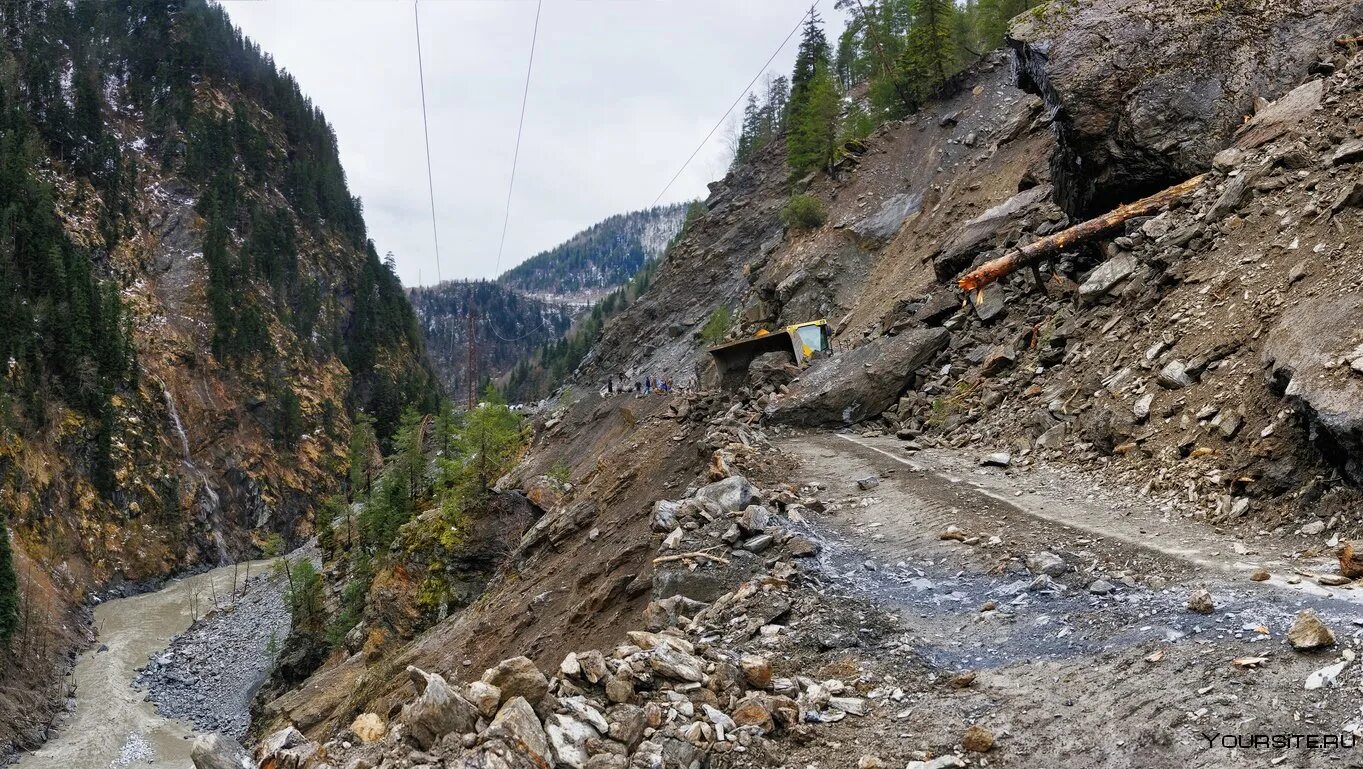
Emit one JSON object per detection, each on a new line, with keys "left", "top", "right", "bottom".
{"left": 1288, "top": 610, "right": 1335, "bottom": 650}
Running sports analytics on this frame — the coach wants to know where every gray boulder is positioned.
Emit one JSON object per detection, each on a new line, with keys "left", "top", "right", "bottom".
{"left": 190, "top": 734, "right": 251, "bottom": 769}
{"left": 1011, "top": 0, "right": 1363, "bottom": 214}
{"left": 934, "top": 184, "right": 1054, "bottom": 279}
{"left": 766, "top": 328, "right": 949, "bottom": 426}
{"left": 1263, "top": 294, "right": 1363, "bottom": 483}
{"left": 694, "top": 476, "right": 757, "bottom": 513}
{"left": 402, "top": 666, "right": 481, "bottom": 748}
{"left": 849, "top": 192, "right": 923, "bottom": 246}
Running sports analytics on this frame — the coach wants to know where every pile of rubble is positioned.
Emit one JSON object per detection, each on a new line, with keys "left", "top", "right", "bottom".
{"left": 194, "top": 472, "right": 934, "bottom": 769}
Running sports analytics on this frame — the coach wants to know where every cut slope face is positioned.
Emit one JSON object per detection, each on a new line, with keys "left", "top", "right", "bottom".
{"left": 1011, "top": 0, "right": 1363, "bottom": 215}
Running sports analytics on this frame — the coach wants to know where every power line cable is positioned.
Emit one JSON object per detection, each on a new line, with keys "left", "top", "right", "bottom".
{"left": 413, "top": 0, "right": 442, "bottom": 284}
{"left": 493, "top": 0, "right": 543, "bottom": 277}
{"left": 651, "top": 1, "right": 818, "bottom": 206}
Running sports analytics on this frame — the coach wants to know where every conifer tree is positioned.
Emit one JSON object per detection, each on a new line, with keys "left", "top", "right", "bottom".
{"left": 787, "top": 64, "right": 840, "bottom": 176}
{"left": 790, "top": 9, "right": 832, "bottom": 112}
{"left": 901, "top": 0, "right": 958, "bottom": 99}
{"left": 0, "top": 511, "right": 18, "bottom": 646}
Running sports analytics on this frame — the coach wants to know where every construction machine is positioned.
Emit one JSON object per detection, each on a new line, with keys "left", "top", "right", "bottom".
{"left": 706, "top": 320, "right": 830, "bottom": 390}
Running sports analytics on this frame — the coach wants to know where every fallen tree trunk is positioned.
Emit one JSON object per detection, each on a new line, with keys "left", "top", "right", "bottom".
{"left": 956, "top": 174, "right": 1206, "bottom": 293}
{"left": 1335, "top": 34, "right": 1363, "bottom": 46}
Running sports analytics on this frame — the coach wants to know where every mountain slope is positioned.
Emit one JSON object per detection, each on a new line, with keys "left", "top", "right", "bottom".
{"left": 497, "top": 204, "right": 687, "bottom": 304}
{"left": 407, "top": 281, "right": 573, "bottom": 402}
{"left": 0, "top": 0, "right": 436, "bottom": 752}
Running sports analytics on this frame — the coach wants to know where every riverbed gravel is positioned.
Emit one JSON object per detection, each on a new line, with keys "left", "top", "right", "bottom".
{"left": 133, "top": 551, "right": 312, "bottom": 738}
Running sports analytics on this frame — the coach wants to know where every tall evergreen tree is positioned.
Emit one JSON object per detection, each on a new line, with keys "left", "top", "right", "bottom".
{"left": 789, "top": 9, "right": 832, "bottom": 112}
{"left": 900, "top": 0, "right": 957, "bottom": 101}
{"left": 787, "top": 63, "right": 841, "bottom": 176}
{"left": 0, "top": 512, "right": 19, "bottom": 646}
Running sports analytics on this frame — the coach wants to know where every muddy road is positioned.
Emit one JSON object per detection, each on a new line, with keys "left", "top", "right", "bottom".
{"left": 16, "top": 559, "right": 274, "bottom": 769}
{"left": 782, "top": 432, "right": 1363, "bottom": 768}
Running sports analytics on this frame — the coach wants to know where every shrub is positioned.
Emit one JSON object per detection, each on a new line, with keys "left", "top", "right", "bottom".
{"left": 783, "top": 194, "right": 827, "bottom": 230}
{"left": 700, "top": 307, "right": 734, "bottom": 346}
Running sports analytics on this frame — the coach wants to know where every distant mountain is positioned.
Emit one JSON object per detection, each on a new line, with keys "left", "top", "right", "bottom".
{"left": 498, "top": 204, "right": 688, "bottom": 304}
{"left": 408, "top": 281, "right": 573, "bottom": 401}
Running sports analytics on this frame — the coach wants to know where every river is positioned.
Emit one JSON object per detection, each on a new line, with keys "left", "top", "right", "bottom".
{"left": 16, "top": 559, "right": 273, "bottom": 769}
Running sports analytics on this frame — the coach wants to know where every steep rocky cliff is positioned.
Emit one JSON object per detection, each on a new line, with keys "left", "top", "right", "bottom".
{"left": 0, "top": 0, "right": 436, "bottom": 752}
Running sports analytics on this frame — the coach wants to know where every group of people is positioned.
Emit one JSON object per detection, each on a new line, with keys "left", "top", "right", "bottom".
{"left": 605, "top": 373, "right": 681, "bottom": 396}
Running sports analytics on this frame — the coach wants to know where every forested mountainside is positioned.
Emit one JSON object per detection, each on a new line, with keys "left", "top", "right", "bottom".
{"left": 407, "top": 281, "right": 572, "bottom": 402}
{"left": 496, "top": 204, "right": 687, "bottom": 304}
{"left": 0, "top": 0, "right": 435, "bottom": 751}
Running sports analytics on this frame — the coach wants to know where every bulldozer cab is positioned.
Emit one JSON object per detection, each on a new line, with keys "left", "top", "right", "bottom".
{"left": 706, "top": 320, "right": 829, "bottom": 390}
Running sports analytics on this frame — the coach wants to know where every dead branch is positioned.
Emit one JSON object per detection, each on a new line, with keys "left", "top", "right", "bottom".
{"left": 1335, "top": 35, "right": 1363, "bottom": 46}
{"left": 652, "top": 551, "right": 731, "bottom": 566}
{"left": 957, "top": 174, "right": 1207, "bottom": 294}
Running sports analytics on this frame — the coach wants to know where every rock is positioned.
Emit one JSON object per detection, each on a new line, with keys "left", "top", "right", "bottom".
{"left": 969, "top": 282, "right": 1006, "bottom": 322}
{"left": 905, "top": 756, "right": 966, "bottom": 769}
{"left": 647, "top": 643, "right": 704, "bottom": 682}
{"left": 1157, "top": 360, "right": 1193, "bottom": 389}
{"left": 1288, "top": 610, "right": 1336, "bottom": 650}
{"left": 741, "top": 533, "right": 775, "bottom": 552}
{"left": 934, "top": 185, "right": 1053, "bottom": 279}
{"left": 402, "top": 667, "right": 481, "bottom": 748}
{"left": 254, "top": 727, "right": 317, "bottom": 769}
{"left": 605, "top": 675, "right": 635, "bottom": 704}
{"left": 650, "top": 501, "right": 680, "bottom": 533}
{"left": 545, "top": 713, "right": 599, "bottom": 769}
{"left": 190, "top": 734, "right": 251, "bottom": 769}
{"left": 1186, "top": 588, "right": 1214, "bottom": 615}
{"left": 962, "top": 724, "right": 995, "bottom": 753}
{"left": 850, "top": 192, "right": 924, "bottom": 245}
{"left": 980, "top": 345, "right": 1017, "bottom": 376}
{"left": 740, "top": 654, "right": 773, "bottom": 689}
{"left": 731, "top": 697, "right": 776, "bottom": 733}
{"left": 1088, "top": 579, "right": 1115, "bottom": 595}
{"left": 1250, "top": 568, "right": 1270, "bottom": 582}
{"left": 1263, "top": 294, "right": 1363, "bottom": 484}
{"left": 855, "top": 476, "right": 880, "bottom": 490}
{"left": 787, "top": 536, "right": 821, "bottom": 557}
{"left": 465, "top": 681, "right": 503, "bottom": 718}
{"left": 1235, "top": 79, "right": 1325, "bottom": 149}
{"left": 766, "top": 328, "right": 950, "bottom": 426}
{"left": 1338, "top": 541, "right": 1363, "bottom": 579}
{"left": 1301, "top": 520, "right": 1327, "bottom": 536}
{"left": 1079, "top": 254, "right": 1137, "bottom": 298}
{"left": 694, "top": 476, "right": 758, "bottom": 513}
{"left": 350, "top": 713, "right": 386, "bottom": 743}
{"left": 1025, "top": 551, "right": 1067, "bottom": 576}
{"left": 980, "top": 452, "right": 1011, "bottom": 468}
{"left": 481, "top": 657, "right": 549, "bottom": 707}
{"left": 1009, "top": 0, "right": 1355, "bottom": 213}
{"left": 1132, "top": 393, "right": 1153, "bottom": 422}
{"left": 607, "top": 704, "right": 646, "bottom": 750}
{"left": 482, "top": 697, "right": 552, "bottom": 768}
{"left": 1332, "top": 139, "right": 1363, "bottom": 166}
{"left": 737, "top": 504, "right": 771, "bottom": 533}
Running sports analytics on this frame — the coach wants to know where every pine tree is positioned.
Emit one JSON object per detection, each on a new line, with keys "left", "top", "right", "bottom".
{"left": 901, "top": 0, "right": 957, "bottom": 100}
{"left": 0, "top": 511, "right": 18, "bottom": 646}
{"left": 790, "top": 9, "right": 832, "bottom": 113}
{"left": 787, "top": 64, "right": 840, "bottom": 176}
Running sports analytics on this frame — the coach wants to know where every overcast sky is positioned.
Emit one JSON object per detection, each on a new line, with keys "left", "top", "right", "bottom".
{"left": 219, "top": 0, "right": 847, "bottom": 287}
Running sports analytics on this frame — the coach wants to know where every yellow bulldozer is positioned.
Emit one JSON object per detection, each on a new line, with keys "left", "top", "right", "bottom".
{"left": 706, "top": 320, "right": 830, "bottom": 390}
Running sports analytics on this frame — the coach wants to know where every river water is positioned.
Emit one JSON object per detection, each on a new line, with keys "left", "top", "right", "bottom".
{"left": 16, "top": 559, "right": 272, "bottom": 769}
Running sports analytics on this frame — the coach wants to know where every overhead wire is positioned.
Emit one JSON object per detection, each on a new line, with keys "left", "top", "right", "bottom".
{"left": 413, "top": 0, "right": 442, "bottom": 284}
{"left": 650, "top": 1, "right": 818, "bottom": 206}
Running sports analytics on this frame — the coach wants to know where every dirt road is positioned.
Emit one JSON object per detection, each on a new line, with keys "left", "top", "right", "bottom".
{"left": 780, "top": 432, "right": 1363, "bottom": 768}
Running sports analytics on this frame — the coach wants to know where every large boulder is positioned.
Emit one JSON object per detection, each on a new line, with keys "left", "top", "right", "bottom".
{"left": 1011, "top": 0, "right": 1363, "bottom": 215}
{"left": 190, "top": 734, "right": 251, "bottom": 769}
{"left": 401, "top": 666, "right": 481, "bottom": 748}
{"left": 766, "top": 328, "right": 949, "bottom": 426}
{"left": 482, "top": 656, "right": 550, "bottom": 707}
{"left": 933, "top": 184, "right": 1054, "bottom": 280}
{"left": 1262, "top": 294, "right": 1363, "bottom": 484}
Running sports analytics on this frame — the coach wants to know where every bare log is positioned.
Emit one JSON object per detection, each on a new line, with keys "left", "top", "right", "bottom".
{"left": 1335, "top": 35, "right": 1363, "bottom": 46}
{"left": 652, "top": 551, "right": 731, "bottom": 566}
{"left": 957, "top": 174, "right": 1207, "bottom": 293}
